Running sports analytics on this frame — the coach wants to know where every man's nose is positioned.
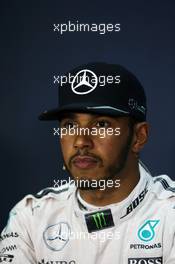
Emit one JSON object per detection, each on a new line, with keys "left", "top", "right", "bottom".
{"left": 73, "top": 133, "right": 94, "bottom": 150}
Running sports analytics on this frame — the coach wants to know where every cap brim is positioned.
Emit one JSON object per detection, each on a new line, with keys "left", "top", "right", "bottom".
{"left": 38, "top": 104, "right": 130, "bottom": 121}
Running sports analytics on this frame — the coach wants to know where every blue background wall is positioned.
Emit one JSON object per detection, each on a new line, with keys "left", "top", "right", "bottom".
{"left": 0, "top": 0, "right": 174, "bottom": 231}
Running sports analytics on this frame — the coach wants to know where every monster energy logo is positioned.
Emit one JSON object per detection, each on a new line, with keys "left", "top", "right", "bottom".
{"left": 85, "top": 209, "right": 114, "bottom": 233}
{"left": 92, "top": 212, "right": 107, "bottom": 229}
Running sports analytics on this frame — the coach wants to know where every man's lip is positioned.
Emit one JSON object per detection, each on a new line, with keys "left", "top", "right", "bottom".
{"left": 72, "top": 155, "right": 99, "bottom": 169}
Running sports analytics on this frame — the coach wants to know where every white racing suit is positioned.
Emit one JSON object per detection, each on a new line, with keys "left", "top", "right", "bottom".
{"left": 1, "top": 163, "right": 175, "bottom": 264}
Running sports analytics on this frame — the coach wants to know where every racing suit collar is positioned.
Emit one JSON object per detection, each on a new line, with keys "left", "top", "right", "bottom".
{"left": 73, "top": 163, "right": 153, "bottom": 231}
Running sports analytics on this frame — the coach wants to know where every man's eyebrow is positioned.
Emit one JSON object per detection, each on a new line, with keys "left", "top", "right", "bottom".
{"left": 59, "top": 113, "right": 101, "bottom": 121}
{"left": 59, "top": 113, "right": 77, "bottom": 120}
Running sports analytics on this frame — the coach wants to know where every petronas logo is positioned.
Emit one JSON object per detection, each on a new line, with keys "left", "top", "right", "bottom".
{"left": 138, "top": 220, "right": 160, "bottom": 242}
{"left": 92, "top": 212, "right": 107, "bottom": 229}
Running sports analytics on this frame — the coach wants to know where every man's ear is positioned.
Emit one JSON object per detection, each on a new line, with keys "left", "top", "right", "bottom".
{"left": 132, "top": 122, "right": 149, "bottom": 154}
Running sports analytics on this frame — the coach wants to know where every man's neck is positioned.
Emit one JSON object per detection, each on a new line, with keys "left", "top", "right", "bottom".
{"left": 79, "top": 163, "right": 140, "bottom": 207}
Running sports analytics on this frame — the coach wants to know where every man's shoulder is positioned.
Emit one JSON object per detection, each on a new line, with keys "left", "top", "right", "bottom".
{"left": 150, "top": 174, "right": 175, "bottom": 209}
{"left": 2, "top": 183, "right": 76, "bottom": 234}
{"left": 10, "top": 183, "right": 76, "bottom": 216}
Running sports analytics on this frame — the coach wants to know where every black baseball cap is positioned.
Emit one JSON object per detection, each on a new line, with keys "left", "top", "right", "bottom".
{"left": 39, "top": 62, "right": 147, "bottom": 121}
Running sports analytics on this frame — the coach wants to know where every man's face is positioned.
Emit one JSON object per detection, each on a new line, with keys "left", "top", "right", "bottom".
{"left": 59, "top": 113, "right": 135, "bottom": 186}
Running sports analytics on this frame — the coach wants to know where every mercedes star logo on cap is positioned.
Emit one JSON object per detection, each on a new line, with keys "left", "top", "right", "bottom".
{"left": 71, "top": 69, "right": 98, "bottom": 95}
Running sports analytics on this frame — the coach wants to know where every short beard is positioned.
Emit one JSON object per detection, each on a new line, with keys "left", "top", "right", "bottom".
{"left": 65, "top": 124, "right": 134, "bottom": 190}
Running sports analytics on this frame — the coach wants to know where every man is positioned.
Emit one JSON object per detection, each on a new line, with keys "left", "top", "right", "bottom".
{"left": 0, "top": 62, "right": 175, "bottom": 264}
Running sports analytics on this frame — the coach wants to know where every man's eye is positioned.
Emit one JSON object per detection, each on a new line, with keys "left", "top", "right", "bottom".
{"left": 62, "top": 121, "right": 77, "bottom": 129}
{"left": 96, "top": 120, "right": 110, "bottom": 128}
